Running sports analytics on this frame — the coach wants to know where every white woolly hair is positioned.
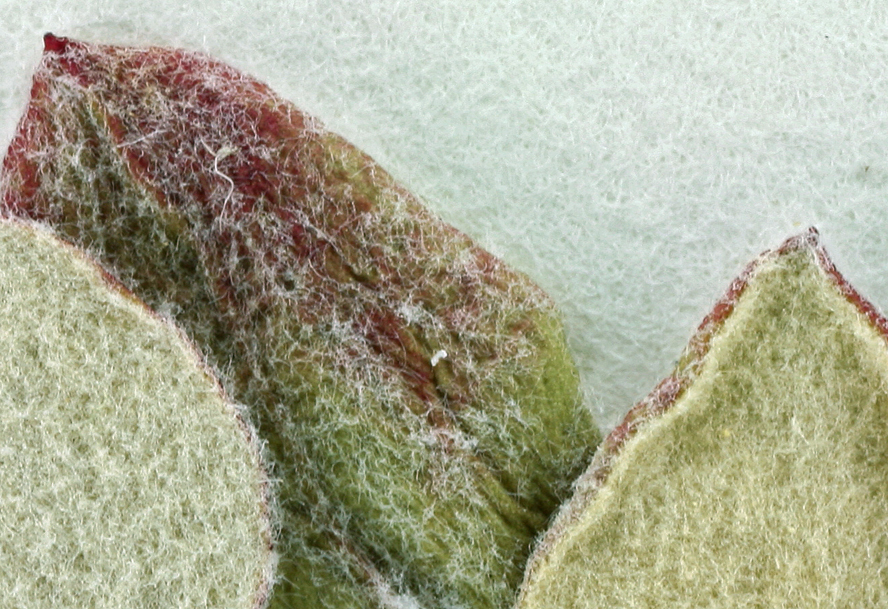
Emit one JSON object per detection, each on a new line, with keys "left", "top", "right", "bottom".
{"left": 0, "top": 36, "right": 598, "bottom": 609}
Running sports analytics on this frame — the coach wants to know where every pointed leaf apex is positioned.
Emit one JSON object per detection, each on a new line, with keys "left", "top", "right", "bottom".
{"left": 518, "top": 229, "right": 888, "bottom": 607}
{"left": 43, "top": 33, "right": 71, "bottom": 55}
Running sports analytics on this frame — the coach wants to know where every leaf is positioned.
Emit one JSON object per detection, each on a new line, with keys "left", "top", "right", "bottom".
{"left": 0, "top": 34, "right": 599, "bottom": 609}
{"left": 0, "top": 218, "right": 274, "bottom": 608}
{"left": 517, "top": 228, "right": 888, "bottom": 607}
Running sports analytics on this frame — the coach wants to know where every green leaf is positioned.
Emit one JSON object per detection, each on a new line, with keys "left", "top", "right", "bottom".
{"left": 519, "top": 228, "right": 888, "bottom": 607}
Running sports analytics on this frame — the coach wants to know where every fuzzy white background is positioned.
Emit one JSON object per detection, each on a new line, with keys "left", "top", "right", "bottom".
{"left": 3, "top": 0, "right": 888, "bottom": 432}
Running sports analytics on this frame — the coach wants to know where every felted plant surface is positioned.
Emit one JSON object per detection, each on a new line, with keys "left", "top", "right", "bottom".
{"left": 0, "top": 218, "right": 275, "bottom": 608}
{"left": 517, "top": 228, "right": 888, "bottom": 608}
{"left": 0, "top": 35, "right": 598, "bottom": 609}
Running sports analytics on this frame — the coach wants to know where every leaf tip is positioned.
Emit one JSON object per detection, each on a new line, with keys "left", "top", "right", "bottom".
{"left": 43, "top": 32, "right": 69, "bottom": 54}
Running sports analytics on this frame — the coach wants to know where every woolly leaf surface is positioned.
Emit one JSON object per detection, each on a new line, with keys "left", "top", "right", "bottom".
{"left": 0, "top": 35, "right": 599, "bottom": 609}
